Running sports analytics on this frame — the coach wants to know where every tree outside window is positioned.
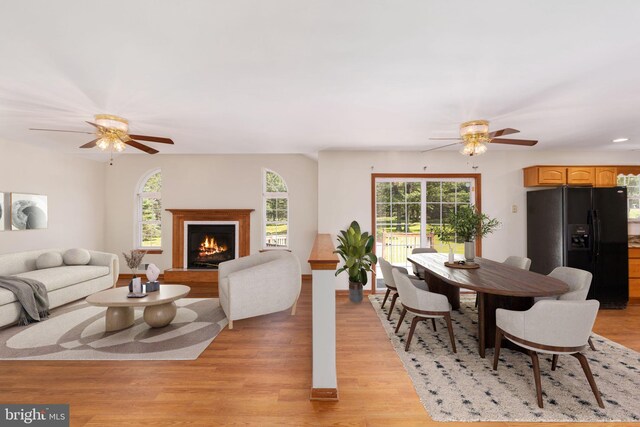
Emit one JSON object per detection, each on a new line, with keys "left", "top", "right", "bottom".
{"left": 264, "top": 170, "right": 288, "bottom": 248}
{"left": 138, "top": 170, "right": 162, "bottom": 248}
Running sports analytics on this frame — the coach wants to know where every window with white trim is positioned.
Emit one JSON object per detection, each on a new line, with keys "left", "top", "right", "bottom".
{"left": 136, "top": 169, "right": 162, "bottom": 249}
{"left": 263, "top": 169, "right": 289, "bottom": 248}
{"left": 617, "top": 174, "right": 640, "bottom": 221}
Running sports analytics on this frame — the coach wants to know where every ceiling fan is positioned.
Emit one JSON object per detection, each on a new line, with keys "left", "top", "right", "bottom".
{"left": 425, "top": 120, "right": 538, "bottom": 156}
{"left": 29, "top": 114, "right": 174, "bottom": 155}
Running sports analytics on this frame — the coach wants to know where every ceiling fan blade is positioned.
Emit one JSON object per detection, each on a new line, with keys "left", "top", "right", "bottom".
{"left": 421, "top": 142, "right": 460, "bottom": 153}
{"left": 29, "top": 128, "right": 95, "bottom": 134}
{"left": 490, "top": 138, "right": 538, "bottom": 146}
{"left": 128, "top": 134, "right": 174, "bottom": 144}
{"left": 85, "top": 121, "right": 107, "bottom": 132}
{"left": 125, "top": 139, "right": 159, "bottom": 154}
{"left": 488, "top": 128, "right": 520, "bottom": 138}
{"left": 428, "top": 137, "right": 462, "bottom": 141}
{"left": 79, "top": 139, "right": 99, "bottom": 148}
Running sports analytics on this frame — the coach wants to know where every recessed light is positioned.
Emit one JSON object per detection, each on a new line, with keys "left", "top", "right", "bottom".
{"left": 612, "top": 138, "right": 629, "bottom": 143}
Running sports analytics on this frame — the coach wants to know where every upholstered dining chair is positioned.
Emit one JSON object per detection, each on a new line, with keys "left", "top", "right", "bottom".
{"left": 493, "top": 300, "right": 604, "bottom": 409}
{"left": 379, "top": 257, "right": 427, "bottom": 320}
{"left": 536, "top": 266, "right": 597, "bottom": 350}
{"left": 392, "top": 269, "right": 456, "bottom": 353}
{"left": 411, "top": 247, "right": 438, "bottom": 279}
{"left": 503, "top": 255, "right": 532, "bottom": 270}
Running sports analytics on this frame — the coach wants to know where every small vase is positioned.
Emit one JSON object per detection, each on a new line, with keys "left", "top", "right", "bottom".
{"left": 128, "top": 273, "right": 137, "bottom": 292}
{"left": 348, "top": 281, "right": 364, "bottom": 303}
{"left": 448, "top": 247, "right": 455, "bottom": 264}
{"left": 464, "top": 242, "right": 475, "bottom": 263}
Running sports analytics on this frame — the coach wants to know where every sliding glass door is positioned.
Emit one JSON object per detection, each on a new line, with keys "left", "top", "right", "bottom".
{"left": 373, "top": 175, "right": 477, "bottom": 290}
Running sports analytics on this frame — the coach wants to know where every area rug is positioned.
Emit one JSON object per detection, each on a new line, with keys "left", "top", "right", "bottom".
{"left": 0, "top": 298, "right": 227, "bottom": 360}
{"left": 370, "top": 294, "right": 640, "bottom": 422}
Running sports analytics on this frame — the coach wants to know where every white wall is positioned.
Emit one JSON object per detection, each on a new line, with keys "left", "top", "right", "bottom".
{"left": 104, "top": 154, "right": 318, "bottom": 274}
{"left": 318, "top": 150, "right": 639, "bottom": 289}
{"left": 0, "top": 139, "right": 106, "bottom": 254}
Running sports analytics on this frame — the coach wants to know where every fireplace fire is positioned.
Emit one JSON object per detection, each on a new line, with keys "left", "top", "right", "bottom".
{"left": 186, "top": 223, "right": 237, "bottom": 269}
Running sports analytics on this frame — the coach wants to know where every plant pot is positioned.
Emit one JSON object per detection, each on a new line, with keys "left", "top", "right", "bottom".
{"left": 128, "top": 274, "right": 137, "bottom": 292}
{"left": 464, "top": 241, "right": 475, "bottom": 263}
{"left": 348, "top": 281, "right": 364, "bottom": 303}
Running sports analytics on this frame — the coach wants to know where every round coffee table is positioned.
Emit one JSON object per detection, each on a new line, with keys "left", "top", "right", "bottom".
{"left": 86, "top": 285, "right": 191, "bottom": 331}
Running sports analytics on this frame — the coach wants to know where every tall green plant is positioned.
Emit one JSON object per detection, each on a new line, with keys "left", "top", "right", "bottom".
{"left": 334, "top": 221, "right": 377, "bottom": 285}
{"left": 449, "top": 205, "right": 500, "bottom": 242}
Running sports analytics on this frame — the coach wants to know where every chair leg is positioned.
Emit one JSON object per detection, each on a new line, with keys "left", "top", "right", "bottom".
{"left": 405, "top": 316, "right": 421, "bottom": 352}
{"left": 228, "top": 319, "right": 233, "bottom": 330}
{"left": 381, "top": 288, "right": 391, "bottom": 309}
{"left": 588, "top": 336, "right": 596, "bottom": 351}
{"left": 387, "top": 293, "right": 399, "bottom": 320}
{"left": 395, "top": 308, "right": 407, "bottom": 333}
{"left": 291, "top": 298, "right": 298, "bottom": 316}
{"left": 431, "top": 318, "right": 437, "bottom": 332}
{"left": 551, "top": 354, "right": 558, "bottom": 371}
{"left": 493, "top": 328, "right": 503, "bottom": 371}
{"left": 529, "top": 350, "right": 544, "bottom": 408}
{"left": 444, "top": 313, "right": 457, "bottom": 353}
{"left": 572, "top": 352, "right": 605, "bottom": 408}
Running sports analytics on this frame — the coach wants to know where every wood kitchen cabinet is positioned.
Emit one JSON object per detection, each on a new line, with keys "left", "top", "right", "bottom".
{"left": 630, "top": 248, "right": 640, "bottom": 302}
{"left": 523, "top": 166, "right": 566, "bottom": 187}
{"left": 523, "top": 165, "right": 618, "bottom": 188}
{"left": 595, "top": 167, "right": 618, "bottom": 187}
{"left": 567, "top": 167, "right": 595, "bottom": 185}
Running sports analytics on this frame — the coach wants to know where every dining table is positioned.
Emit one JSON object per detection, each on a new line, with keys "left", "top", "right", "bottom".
{"left": 407, "top": 253, "right": 569, "bottom": 358}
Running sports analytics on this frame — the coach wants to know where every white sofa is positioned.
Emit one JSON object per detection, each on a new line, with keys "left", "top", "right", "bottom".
{"left": 0, "top": 249, "right": 119, "bottom": 328}
{"left": 218, "top": 251, "right": 301, "bottom": 329}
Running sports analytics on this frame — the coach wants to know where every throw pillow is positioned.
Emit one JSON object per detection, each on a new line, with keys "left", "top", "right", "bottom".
{"left": 63, "top": 248, "right": 91, "bottom": 265}
{"left": 36, "top": 251, "right": 64, "bottom": 270}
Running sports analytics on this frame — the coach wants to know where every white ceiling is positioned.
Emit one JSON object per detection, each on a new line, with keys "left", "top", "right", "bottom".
{"left": 1, "top": 0, "right": 639, "bottom": 156}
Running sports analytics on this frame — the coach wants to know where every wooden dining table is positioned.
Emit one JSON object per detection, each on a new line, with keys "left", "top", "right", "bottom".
{"left": 407, "top": 253, "right": 569, "bottom": 358}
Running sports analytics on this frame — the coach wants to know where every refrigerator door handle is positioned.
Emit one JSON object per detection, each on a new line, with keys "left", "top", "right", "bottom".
{"left": 594, "top": 209, "right": 601, "bottom": 257}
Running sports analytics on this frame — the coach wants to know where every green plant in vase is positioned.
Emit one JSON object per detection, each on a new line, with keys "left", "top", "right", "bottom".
{"left": 448, "top": 205, "right": 500, "bottom": 263}
{"left": 334, "top": 220, "right": 377, "bottom": 303}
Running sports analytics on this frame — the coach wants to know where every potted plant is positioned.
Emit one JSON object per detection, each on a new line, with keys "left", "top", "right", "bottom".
{"left": 334, "top": 221, "right": 377, "bottom": 303}
{"left": 123, "top": 249, "right": 147, "bottom": 291}
{"left": 448, "top": 206, "right": 500, "bottom": 263}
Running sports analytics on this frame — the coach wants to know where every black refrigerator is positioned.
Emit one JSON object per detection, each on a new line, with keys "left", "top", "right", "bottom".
{"left": 527, "top": 186, "right": 628, "bottom": 308}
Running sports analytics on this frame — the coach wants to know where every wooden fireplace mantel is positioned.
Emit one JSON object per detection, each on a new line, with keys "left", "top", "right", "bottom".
{"left": 165, "top": 209, "right": 254, "bottom": 291}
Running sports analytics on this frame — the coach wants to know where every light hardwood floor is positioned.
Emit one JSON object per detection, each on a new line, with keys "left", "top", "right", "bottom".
{"left": 0, "top": 278, "right": 637, "bottom": 426}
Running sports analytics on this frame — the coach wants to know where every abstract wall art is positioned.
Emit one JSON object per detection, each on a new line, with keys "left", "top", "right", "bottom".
{"left": 11, "top": 193, "right": 48, "bottom": 230}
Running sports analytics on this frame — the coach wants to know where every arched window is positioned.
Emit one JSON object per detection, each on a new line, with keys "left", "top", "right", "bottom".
{"left": 136, "top": 169, "right": 162, "bottom": 249}
{"left": 263, "top": 169, "right": 289, "bottom": 248}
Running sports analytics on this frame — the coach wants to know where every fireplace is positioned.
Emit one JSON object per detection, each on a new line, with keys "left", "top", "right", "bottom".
{"left": 184, "top": 222, "right": 239, "bottom": 269}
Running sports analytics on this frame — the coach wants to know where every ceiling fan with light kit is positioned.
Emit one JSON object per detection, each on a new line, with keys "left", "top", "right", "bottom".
{"left": 425, "top": 120, "right": 538, "bottom": 156}
{"left": 30, "top": 114, "right": 174, "bottom": 163}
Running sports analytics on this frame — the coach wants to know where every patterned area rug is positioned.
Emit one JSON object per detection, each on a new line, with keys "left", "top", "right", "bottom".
{"left": 0, "top": 298, "right": 227, "bottom": 360}
{"left": 369, "top": 294, "right": 640, "bottom": 422}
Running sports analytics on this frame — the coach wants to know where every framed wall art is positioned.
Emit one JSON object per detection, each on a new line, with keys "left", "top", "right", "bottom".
{"left": 11, "top": 193, "right": 48, "bottom": 230}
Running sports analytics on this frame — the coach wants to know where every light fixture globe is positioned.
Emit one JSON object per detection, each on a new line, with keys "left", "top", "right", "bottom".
{"left": 94, "top": 114, "right": 129, "bottom": 133}
{"left": 460, "top": 141, "right": 488, "bottom": 156}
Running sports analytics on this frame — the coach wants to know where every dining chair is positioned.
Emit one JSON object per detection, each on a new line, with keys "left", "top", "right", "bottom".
{"left": 379, "top": 257, "right": 427, "bottom": 320}
{"left": 392, "top": 269, "right": 456, "bottom": 353}
{"left": 411, "top": 247, "right": 438, "bottom": 279}
{"left": 536, "top": 266, "right": 597, "bottom": 350}
{"left": 493, "top": 299, "right": 604, "bottom": 409}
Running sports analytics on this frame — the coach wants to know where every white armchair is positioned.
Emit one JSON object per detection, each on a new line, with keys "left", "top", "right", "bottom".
{"left": 392, "top": 269, "right": 456, "bottom": 353}
{"left": 494, "top": 300, "right": 603, "bottom": 409}
{"left": 503, "top": 256, "right": 532, "bottom": 270}
{"left": 411, "top": 247, "right": 438, "bottom": 279}
{"left": 218, "top": 251, "right": 301, "bottom": 329}
{"left": 379, "top": 257, "right": 427, "bottom": 320}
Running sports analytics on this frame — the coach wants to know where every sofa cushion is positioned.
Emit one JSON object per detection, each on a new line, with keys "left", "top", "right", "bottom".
{"left": 36, "top": 251, "right": 64, "bottom": 270}
{"left": 63, "top": 248, "right": 91, "bottom": 266}
{"left": 15, "top": 265, "right": 110, "bottom": 292}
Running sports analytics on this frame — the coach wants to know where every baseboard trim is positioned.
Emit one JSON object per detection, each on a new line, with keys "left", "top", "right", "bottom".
{"left": 310, "top": 388, "right": 339, "bottom": 401}
{"left": 335, "top": 290, "right": 373, "bottom": 296}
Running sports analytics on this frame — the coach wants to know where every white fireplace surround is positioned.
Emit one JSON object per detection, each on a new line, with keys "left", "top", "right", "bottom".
{"left": 183, "top": 221, "right": 240, "bottom": 268}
